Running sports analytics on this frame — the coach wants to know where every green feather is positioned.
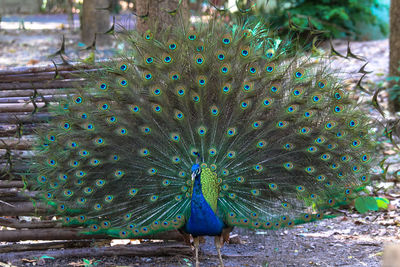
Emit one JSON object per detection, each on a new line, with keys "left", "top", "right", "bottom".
{"left": 28, "top": 16, "right": 377, "bottom": 238}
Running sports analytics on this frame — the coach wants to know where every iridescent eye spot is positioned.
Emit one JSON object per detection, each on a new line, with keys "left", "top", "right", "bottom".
{"left": 240, "top": 100, "right": 249, "bottom": 109}
{"left": 169, "top": 43, "right": 176, "bottom": 50}
{"left": 361, "top": 154, "right": 371, "bottom": 163}
{"left": 348, "top": 120, "right": 358, "bottom": 128}
{"left": 119, "top": 79, "right": 128, "bottom": 87}
{"left": 317, "top": 175, "right": 326, "bottom": 181}
{"left": 210, "top": 106, "right": 219, "bottom": 116}
{"left": 257, "top": 140, "right": 266, "bottom": 149}
{"left": 318, "top": 81, "right": 325, "bottom": 88}
{"left": 129, "top": 188, "right": 138, "bottom": 197}
{"left": 198, "top": 77, "right": 206, "bottom": 86}
{"left": 193, "top": 95, "right": 200, "bottom": 102}
{"left": 164, "top": 56, "right": 172, "bottom": 63}
{"left": 114, "top": 170, "right": 125, "bottom": 178}
{"left": 295, "top": 71, "right": 303, "bottom": 78}
{"left": 177, "top": 88, "right": 185, "bottom": 96}
{"left": 300, "top": 127, "right": 311, "bottom": 135}
{"left": 284, "top": 162, "right": 293, "bottom": 170}
{"left": 222, "top": 84, "right": 231, "bottom": 94}
{"left": 140, "top": 148, "right": 150, "bottom": 156}
{"left": 277, "top": 121, "right": 288, "bottom": 128}
{"left": 334, "top": 92, "right": 342, "bottom": 100}
{"left": 118, "top": 128, "right": 127, "bottom": 135}
{"left": 325, "top": 121, "right": 335, "bottom": 130}
{"left": 95, "top": 137, "right": 104, "bottom": 145}
{"left": 96, "top": 179, "right": 105, "bottom": 187}
{"left": 208, "top": 148, "right": 217, "bottom": 156}
{"left": 284, "top": 143, "right": 294, "bottom": 150}
{"left": 293, "top": 90, "right": 300, "bottom": 96}
{"left": 131, "top": 105, "right": 140, "bottom": 113}
{"left": 305, "top": 166, "right": 315, "bottom": 173}
{"left": 48, "top": 159, "right": 57, "bottom": 166}
{"left": 252, "top": 121, "right": 262, "bottom": 129}
{"left": 270, "top": 85, "right": 278, "bottom": 92}
{"left": 236, "top": 176, "right": 245, "bottom": 183}
{"left": 269, "top": 183, "right": 278, "bottom": 190}
{"left": 266, "top": 66, "right": 274, "bottom": 72}
{"left": 312, "top": 95, "right": 320, "bottom": 103}
{"left": 296, "top": 185, "right": 305, "bottom": 192}
{"left": 74, "top": 96, "right": 83, "bottom": 104}
{"left": 120, "top": 64, "right": 128, "bottom": 71}
{"left": 105, "top": 195, "right": 114, "bottom": 203}
{"left": 178, "top": 170, "right": 186, "bottom": 177}
{"left": 223, "top": 38, "right": 230, "bottom": 44}
{"left": 334, "top": 105, "right": 343, "bottom": 113}
{"left": 307, "top": 146, "right": 317, "bottom": 153}
{"left": 162, "top": 179, "right": 171, "bottom": 186}
{"left": 221, "top": 66, "right": 229, "bottom": 74}
{"left": 218, "top": 54, "right": 225, "bottom": 60}
{"left": 321, "top": 153, "right": 330, "bottom": 160}
{"left": 198, "top": 126, "right": 207, "bottom": 136}
{"left": 150, "top": 195, "right": 159, "bottom": 202}
{"left": 63, "top": 122, "right": 70, "bottom": 130}
{"left": 196, "top": 57, "right": 203, "bottom": 65}
{"left": 101, "top": 104, "right": 109, "bottom": 110}
{"left": 263, "top": 98, "right": 273, "bottom": 107}
{"left": 188, "top": 34, "right": 196, "bottom": 41}
{"left": 141, "top": 126, "right": 151, "bottom": 134}
{"left": 351, "top": 139, "right": 361, "bottom": 148}
{"left": 241, "top": 49, "right": 249, "bottom": 57}
{"left": 226, "top": 128, "right": 236, "bottom": 137}
{"left": 153, "top": 105, "right": 162, "bottom": 113}
{"left": 175, "top": 111, "right": 184, "bottom": 120}
{"left": 99, "top": 83, "right": 107, "bottom": 90}
{"left": 170, "top": 133, "right": 180, "bottom": 142}
{"left": 226, "top": 151, "right": 236, "bottom": 158}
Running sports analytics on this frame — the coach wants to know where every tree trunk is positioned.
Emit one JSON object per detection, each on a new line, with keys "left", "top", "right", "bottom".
{"left": 136, "top": 0, "right": 189, "bottom": 34}
{"left": 81, "top": 0, "right": 110, "bottom": 46}
{"left": 390, "top": 0, "right": 400, "bottom": 112}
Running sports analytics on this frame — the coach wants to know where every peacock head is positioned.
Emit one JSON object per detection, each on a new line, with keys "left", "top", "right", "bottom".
{"left": 191, "top": 164, "right": 201, "bottom": 181}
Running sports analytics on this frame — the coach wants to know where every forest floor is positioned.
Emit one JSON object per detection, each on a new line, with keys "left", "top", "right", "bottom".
{"left": 1, "top": 14, "right": 400, "bottom": 267}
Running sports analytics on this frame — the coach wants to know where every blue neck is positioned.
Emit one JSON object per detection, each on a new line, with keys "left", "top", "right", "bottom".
{"left": 184, "top": 173, "right": 224, "bottom": 237}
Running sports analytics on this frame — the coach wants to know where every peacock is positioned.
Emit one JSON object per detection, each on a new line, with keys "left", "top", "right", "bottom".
{"left": 29, "top": 13, "right": 376, "bottom": 267}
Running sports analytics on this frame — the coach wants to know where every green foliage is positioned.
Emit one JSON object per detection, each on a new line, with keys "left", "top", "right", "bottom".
{"left": 354, "top": 196, "right": 389, "bottom": 213}
{"left": 354, "top": 196, "right": 378, "bottom": 214}
{"left": 252, "top": 0, "right": 388, "bottom": 39}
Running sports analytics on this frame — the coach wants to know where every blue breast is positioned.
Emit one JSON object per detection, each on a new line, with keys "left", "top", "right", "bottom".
{"left": 184, "top": 176, "right": 224, "bottom": 236}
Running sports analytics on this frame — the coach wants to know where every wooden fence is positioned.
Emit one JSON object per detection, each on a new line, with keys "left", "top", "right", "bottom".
{"left": 0, "top": 64, "right": 190, "bottom": 261}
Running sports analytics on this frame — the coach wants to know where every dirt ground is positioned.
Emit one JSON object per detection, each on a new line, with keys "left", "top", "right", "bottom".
{"left": 1, "top": 14, "right": 399, "bottom": 267}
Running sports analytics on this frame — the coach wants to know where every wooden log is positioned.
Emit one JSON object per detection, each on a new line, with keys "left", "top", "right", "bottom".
{"left": 0, "top": 217, "right": 61, "bottom": 229}
{"left": 0, "top": 188, "right": 36, "bottom": 198}
{"left": 0, "top": 228, "right": 184, "bottom": 242}
{"left": 0, "top": 80, "right": 83, "bottom": 90}
{"left": 0, "top": 63, "right": 93, "bottom": 76}
{"left": 0, "top": 113, "right": 51, "bottom": 123}
{"left": 0, "top": 124, "right": 38, "bottom": 137}
{"left": 0, "top": 70, "right": 97, "bottom": 83}
{"left": 0, "top": 95, "right": 61, "bottom": 104}
{"left": 0, "top": 243, "right": 191, "bottom": 262}
{"left": 0, "top": 89, "right": 74, "bottom": 98}
{"left": 0, "top": 240, "right": 97, "bottom": 253}
{"left": 0, "top": 180, "right": 24, "bottom": 188}
{"left": 0, "top": 138, "right": 34, "bottom": 150}
{"left": 0, "top": 201, "right": 47, "bottom": 216}
{"left": 0, "top": 102, "right": 48, "bottom": 113}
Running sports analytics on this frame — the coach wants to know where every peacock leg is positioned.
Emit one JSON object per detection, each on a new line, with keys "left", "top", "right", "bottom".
{"left": 194, "top": 236, "right": 200, "bottom": 267}
{"left": 214, "top": 235, "right": 224, "bottom": 267}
